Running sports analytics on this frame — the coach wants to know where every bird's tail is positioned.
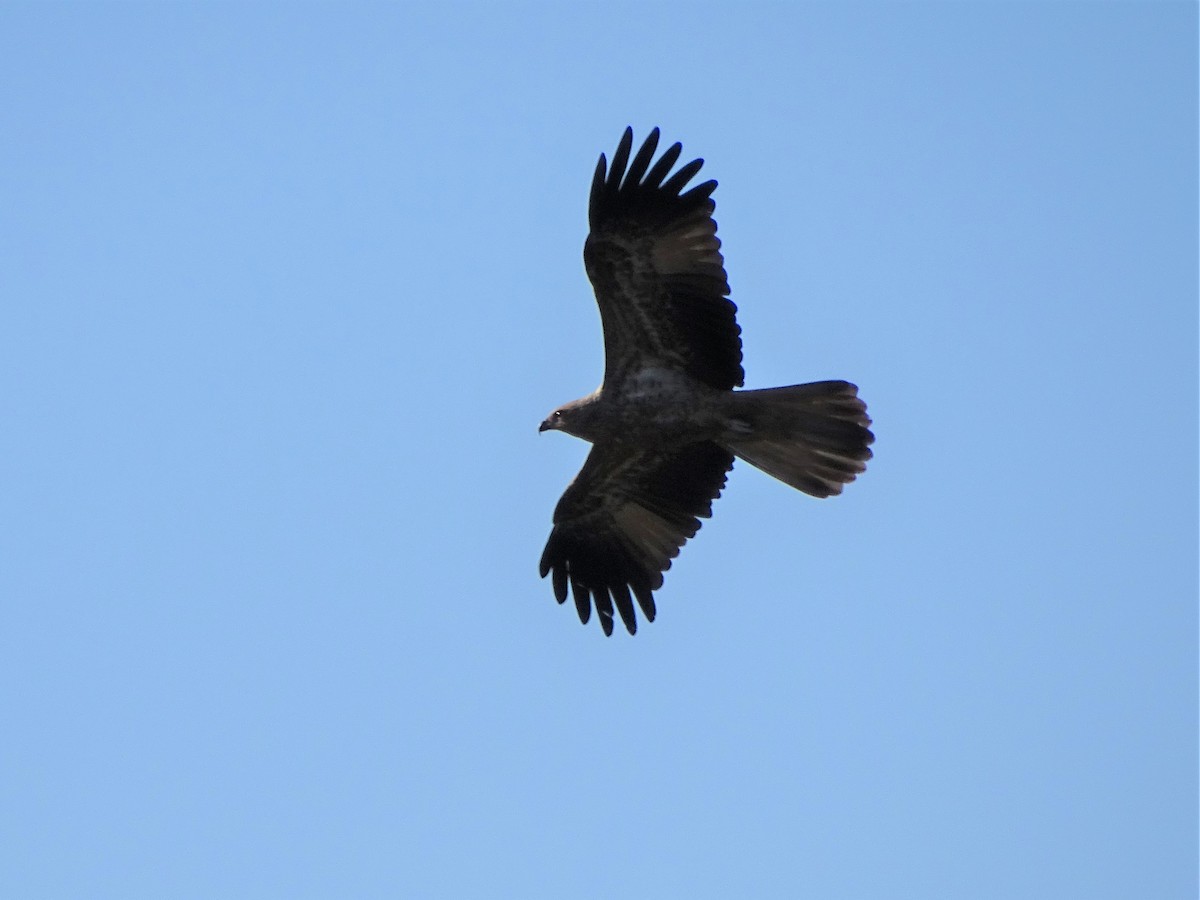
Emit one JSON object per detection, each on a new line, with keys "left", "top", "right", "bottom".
{"left": 722, "top": 380, "right": 874, "bottom": 498}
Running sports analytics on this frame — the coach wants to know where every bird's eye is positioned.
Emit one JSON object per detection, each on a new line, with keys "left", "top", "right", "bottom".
{"left": 553, "top": 410, "right": 562, "bottom": 419}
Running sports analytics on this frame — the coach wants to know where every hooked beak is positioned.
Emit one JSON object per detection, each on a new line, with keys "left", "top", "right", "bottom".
{"left": 538, "top": 419, "right": 552, "bottom": 433}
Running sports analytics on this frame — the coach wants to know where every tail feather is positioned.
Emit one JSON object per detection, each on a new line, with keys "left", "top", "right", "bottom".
{"left": 724, "top": 380, "right": 874, "bottom": 498}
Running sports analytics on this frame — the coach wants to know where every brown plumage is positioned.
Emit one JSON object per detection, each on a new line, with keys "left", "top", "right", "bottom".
{"left": 539, "top": 128, "right": 874, "bottom": 636}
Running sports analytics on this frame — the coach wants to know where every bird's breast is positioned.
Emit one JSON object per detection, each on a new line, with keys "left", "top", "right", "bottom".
{"left": 602, "top": 368, "right": 728, "bottom": 445}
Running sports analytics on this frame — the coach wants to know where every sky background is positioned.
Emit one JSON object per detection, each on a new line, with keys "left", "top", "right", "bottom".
{"left": 1, "top": 3, "right": 1195, "bottom": 898}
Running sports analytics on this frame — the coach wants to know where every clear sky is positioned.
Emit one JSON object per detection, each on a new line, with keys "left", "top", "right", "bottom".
{"left": 1, "top": 3, "right": 1195, "bottom": 898}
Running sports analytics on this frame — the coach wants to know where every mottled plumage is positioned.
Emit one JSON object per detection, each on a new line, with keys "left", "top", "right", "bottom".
{"left": 539, "top": 128, "right": 874, "bottom": 635}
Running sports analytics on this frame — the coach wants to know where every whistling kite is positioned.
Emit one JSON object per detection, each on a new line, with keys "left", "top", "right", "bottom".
{"left": 539, "top": 128, "right": 873, "bottom": 635}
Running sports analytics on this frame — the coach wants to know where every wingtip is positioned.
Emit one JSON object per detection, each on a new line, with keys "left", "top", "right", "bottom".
{"left": 661, "top": 157, "right": 705, "bottom": 196}
{"left": 608, "top": 128, "right": 634, "bottom": 189}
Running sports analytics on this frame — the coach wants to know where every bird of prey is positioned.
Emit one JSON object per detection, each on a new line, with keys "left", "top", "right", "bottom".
{"left": 539, "top": 127, "right": 874, "bottom": 636}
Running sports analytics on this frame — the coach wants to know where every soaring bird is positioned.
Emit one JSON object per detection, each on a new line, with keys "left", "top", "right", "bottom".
{"left": 539, "top": 128, "right": 873, "bottom": 635}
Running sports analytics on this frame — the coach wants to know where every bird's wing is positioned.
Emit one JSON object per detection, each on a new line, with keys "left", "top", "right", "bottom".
{"left": 585, "top": 127, "right": 744, "bottom": 391}
{"left": 538, "top": 440, "right": 734, "bottom": 636}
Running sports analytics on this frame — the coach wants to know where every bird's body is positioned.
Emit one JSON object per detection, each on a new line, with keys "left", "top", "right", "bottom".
{"left": 549, "top": 369, "right": 735, "bottom": 447}
{"left": 539, "top": 128, "right": 874, "bottom": 635}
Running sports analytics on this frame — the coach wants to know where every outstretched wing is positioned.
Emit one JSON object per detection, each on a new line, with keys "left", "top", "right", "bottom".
{"left": 585, "top": 127, "right": 744, "bottom": 391}
{"left": 539, "top": 441, "right": 734, "bottom": 636}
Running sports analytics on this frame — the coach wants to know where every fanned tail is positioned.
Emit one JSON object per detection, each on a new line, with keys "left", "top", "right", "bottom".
{"left": 723, "top": 380, "right": 874, "bottom": 498}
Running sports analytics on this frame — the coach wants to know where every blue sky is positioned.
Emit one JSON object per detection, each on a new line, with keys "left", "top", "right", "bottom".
{"left": 1, "top": 3, "right": 1195, "bottom": 897}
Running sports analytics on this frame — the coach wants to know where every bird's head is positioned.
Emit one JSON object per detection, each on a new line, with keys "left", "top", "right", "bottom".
{"left": 539, "top": 397, "right": 595, "bottom": 439}
{"left": 539, "top": 409, "right": 562, "bottom": 433}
